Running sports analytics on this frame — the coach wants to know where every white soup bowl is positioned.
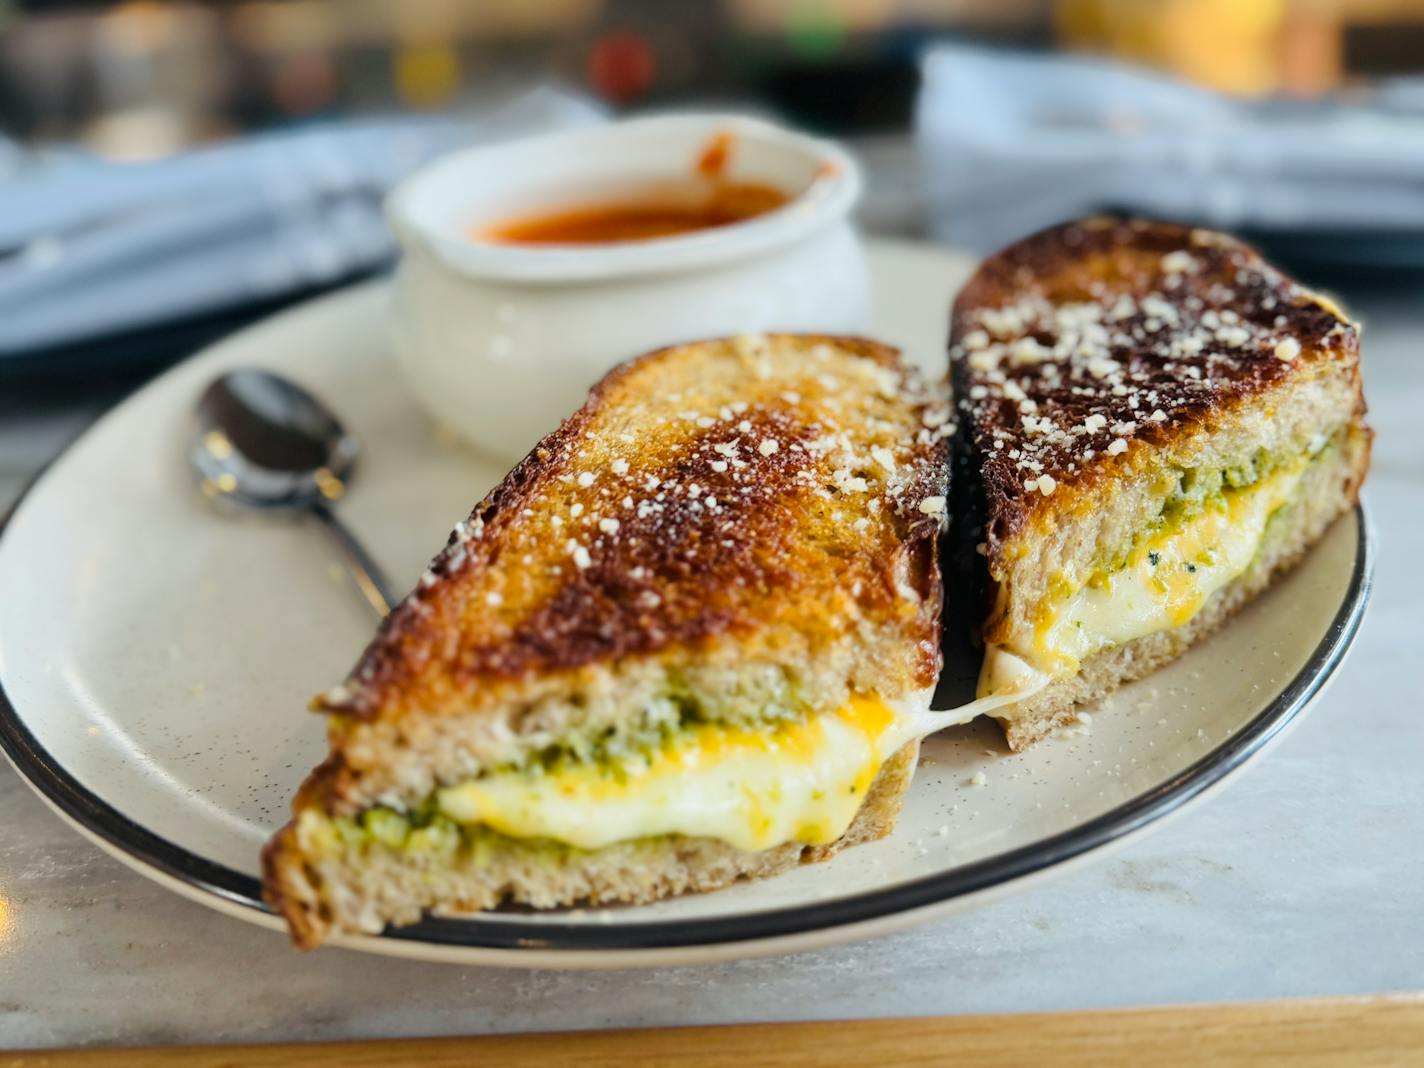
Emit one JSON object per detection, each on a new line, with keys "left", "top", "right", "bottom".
{"left": 385, "top": 112, "right": 869, "bottom": 459}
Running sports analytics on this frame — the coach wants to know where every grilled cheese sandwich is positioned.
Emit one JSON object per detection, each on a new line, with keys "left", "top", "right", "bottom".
{"left": 951, "top": 218, "right": 1370, "bottom": 749}
{"left": 264, "top": 334, "right": 953, "bottom": 948}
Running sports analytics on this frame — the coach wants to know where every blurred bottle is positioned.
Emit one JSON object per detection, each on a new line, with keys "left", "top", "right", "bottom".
{"left": 1055, "top": 0, "right": 1289, "bottom": 94}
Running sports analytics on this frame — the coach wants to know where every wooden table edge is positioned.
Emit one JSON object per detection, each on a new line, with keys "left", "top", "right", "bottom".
{"left": 4, "top": 992, "right": 1423, "bottom": 1066}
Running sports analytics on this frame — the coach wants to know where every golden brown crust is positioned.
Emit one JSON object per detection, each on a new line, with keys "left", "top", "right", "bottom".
{"left": 320, "top": 334, "right": 948, "bottom": 727}
{"left": 261, "top": 824, "right": 324, "bottom": 950}
{"left": 949, "top": 216, "right": 1362, "bottom": 568}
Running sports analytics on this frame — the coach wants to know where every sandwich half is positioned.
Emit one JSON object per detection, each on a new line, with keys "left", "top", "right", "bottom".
{"left": 264, "top": 334, "right": 951, "bottom": 948}
{"left": 950, "top": 218, "right": 1371, "bottom": 751}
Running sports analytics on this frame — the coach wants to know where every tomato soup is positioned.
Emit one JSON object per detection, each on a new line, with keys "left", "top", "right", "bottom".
{"left": 476, "top": 180, "right": 791, "bottom": 246}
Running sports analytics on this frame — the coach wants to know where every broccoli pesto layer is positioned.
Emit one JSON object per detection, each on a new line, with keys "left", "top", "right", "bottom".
{"left": 1086, "top": 430, "right": 1341, "bottom": 583}
{"left": 297, "top": 805, "right": 566, "bottom": 861}
{"left": 299, "top": 695, "right": 914, "bottom": 857}
{"left": 484, "top": 670, "right": 810, "bottom": 781}
{"left": 1026, "top": 433, "right": 1339, "bottom": 673}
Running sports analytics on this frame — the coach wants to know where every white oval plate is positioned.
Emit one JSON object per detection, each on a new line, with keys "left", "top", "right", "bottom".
{"left": 0, "top": 240, "right": 1372, "bottom": 968}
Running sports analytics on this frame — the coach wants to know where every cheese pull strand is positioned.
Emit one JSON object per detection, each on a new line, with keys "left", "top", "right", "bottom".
{"left": 918, "top": 650, "right": 1052, "bottom": 729}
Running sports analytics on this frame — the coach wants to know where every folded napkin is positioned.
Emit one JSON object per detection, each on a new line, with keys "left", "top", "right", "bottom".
{"left": 916, "top": 44, "right": 1424, "bottom": 254}
{"left": 0, "top": 89, "right": 602, "bottom": 357}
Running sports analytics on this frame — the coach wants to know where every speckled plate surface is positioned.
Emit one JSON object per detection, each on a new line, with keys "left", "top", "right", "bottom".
{"left": 0, "top": 240, "right": 1372, "bottom": 967}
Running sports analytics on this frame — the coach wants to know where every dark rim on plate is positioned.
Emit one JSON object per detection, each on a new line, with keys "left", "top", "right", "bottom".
{"left": 0, "top": 459, "right": 1373, "bottom": 952}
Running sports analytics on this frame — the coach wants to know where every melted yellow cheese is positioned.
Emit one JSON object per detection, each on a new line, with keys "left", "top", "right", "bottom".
{"left": 978, "top": 459, "right": 1309, "bottom": 710}
{"left": 434, "top": 695, "right": 925, "bottom": 853}
{"left": 1038, "top": 461, "right": 1308, "bottom": 670}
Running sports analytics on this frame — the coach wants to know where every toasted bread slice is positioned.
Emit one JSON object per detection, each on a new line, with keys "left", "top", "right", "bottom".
{"left": 950, "top": 218, "right": 1370, "bottom": 750}
{"left": 264, "top": 334, "right": 951, "bottom": 948}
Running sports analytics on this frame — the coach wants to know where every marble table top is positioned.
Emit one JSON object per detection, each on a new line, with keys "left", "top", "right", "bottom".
{"left": 0, "top": 270, "right": 1419, "bottom": 1051}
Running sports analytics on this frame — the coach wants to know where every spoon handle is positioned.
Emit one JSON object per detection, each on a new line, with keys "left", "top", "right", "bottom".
{"left": 309, "top": 502, "right": 397, "bottom": 619}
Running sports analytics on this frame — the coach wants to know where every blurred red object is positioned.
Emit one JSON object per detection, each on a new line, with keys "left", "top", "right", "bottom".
{"left": 587, "top": 28, "right": 655, "bottom": 104}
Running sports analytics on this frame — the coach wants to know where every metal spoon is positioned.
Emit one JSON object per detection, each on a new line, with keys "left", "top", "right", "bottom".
{"left": 191, "top": 369, "right": 395, "bottom": 618}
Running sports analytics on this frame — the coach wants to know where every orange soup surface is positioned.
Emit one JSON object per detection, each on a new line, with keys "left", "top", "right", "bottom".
{"left": 477, "top": 181, "right": 791, "bottom": 245}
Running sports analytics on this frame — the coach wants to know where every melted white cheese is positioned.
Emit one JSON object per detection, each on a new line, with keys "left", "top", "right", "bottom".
{"left": 977, "top": 460, "right": 1309, "bottom": 719}
{"left": 436, "top": 691, "right": 947, "bottom": 854}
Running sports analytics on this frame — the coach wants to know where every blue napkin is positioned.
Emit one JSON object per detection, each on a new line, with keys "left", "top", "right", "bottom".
{"left": 916, "top": 44, "right": 1424, "bottom": 255}
{"left": 0, "top": 89, "right": 602, "bottom": 358}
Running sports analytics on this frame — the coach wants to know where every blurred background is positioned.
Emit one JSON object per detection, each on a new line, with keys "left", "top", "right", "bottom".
{"left": 7, "top": 0, "right": 1424, "bottom": 149}
{"left": 2, "top": 0, "right": 1423, "bottom": 379}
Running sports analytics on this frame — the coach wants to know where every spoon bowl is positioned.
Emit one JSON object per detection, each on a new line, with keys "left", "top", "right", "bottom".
{"left": 193, "top": 370, "right": 360, "bottom": 511}
{"left": 191, "top": 369, "right": 395, "bottom": 617}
